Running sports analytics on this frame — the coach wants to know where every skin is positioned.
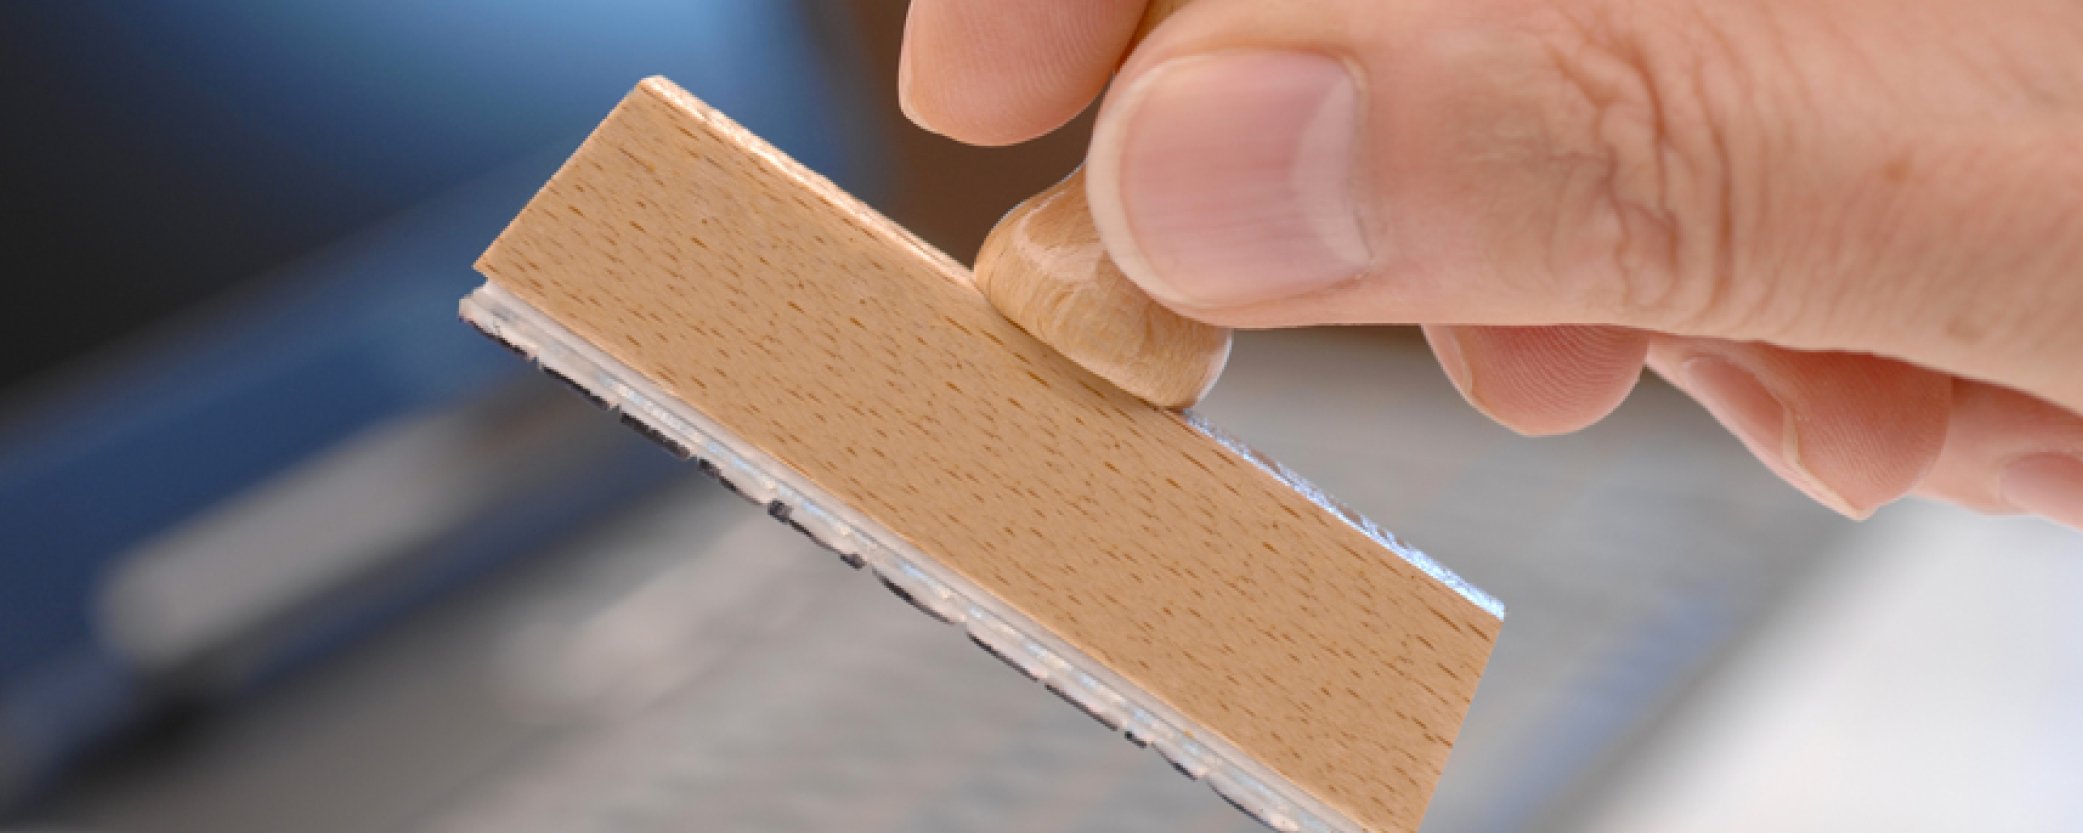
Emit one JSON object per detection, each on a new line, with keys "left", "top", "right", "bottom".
{"left": 900, "top": 0, "right": 2083, "bottom": 529}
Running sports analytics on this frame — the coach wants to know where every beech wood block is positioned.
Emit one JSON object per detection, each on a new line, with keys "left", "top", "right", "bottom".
{"left": 475, "top": 78, "right": 1499, "bottom": 833}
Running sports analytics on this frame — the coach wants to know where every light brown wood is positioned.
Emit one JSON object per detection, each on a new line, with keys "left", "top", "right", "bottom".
{"left": 974, "top": 169, "right": 1231, "bottom": 408}
{"left": 477, "top": 78, "right": 1498, "bottom": 833}
{"left": 972, "top": 0, "right": 1232, "bottom": 409}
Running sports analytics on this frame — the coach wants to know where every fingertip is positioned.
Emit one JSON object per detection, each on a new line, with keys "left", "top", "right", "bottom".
{"left": 900, "top": 0, "right": 1145, "bottom": 146}
{"left": 1917, "top": 380, "right": 2083, "bottom": 528}
{"left": 1425, "top": 325, "right": 1647, "bottom": 437}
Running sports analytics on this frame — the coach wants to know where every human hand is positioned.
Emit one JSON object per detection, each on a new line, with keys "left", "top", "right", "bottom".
{"left": 900, "top": 0, "right": 2083, "bottom": 529}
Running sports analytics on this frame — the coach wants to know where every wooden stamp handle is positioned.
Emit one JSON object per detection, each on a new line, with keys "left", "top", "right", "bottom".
{"left": 971, "top": 0, "right": 1231, "bottom": 410}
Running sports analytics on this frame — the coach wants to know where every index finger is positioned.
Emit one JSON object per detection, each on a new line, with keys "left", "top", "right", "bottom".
{"left": 900, "top": 0, "right": 1149, "bottom": 146}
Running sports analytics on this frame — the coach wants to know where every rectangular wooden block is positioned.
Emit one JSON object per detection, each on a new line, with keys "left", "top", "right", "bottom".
{"left": 473, "top": 77, "right": 1500, "bottom": 833}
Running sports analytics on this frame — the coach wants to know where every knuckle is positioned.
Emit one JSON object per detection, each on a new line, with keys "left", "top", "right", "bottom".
{"left": 1528, "top": 4, "right": 1783, "bottom": 336}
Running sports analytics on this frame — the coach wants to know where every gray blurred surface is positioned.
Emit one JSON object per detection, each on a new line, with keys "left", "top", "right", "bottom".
{"left": 1585, "top": 503, "right": 2083, "bottom": 833}
{"left": 39, "top": 329, "right": 1855, "bottom": 832}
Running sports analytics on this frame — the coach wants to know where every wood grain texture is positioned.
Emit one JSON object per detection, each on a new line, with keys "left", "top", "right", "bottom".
{"left": 972, "top": 0, "right": 1233, "bottom": 409}
{"left": 974, "top": 169, "right": 1231, "bottom": 408}
{"left": 477, "top": 78, "right": 1499, "bottom": 833}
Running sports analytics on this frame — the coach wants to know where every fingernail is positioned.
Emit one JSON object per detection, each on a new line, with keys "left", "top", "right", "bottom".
{"left": 896, "top": 13, "right": 934, "bottom": 133}
{"left": 2000, "top": 453, "right": 2083, "bottom": 529}
{"left": 1426, "top": 327, "right": 1486, "bottom": 409}
{"left": 1682, "top": 356, "right": 1867, "bottom": 518}
{"left": 1087, "top": 51, "right": 1370, "bottom": 310}
{"left": 898, "top": 54, "right": 922, "bottom": 127}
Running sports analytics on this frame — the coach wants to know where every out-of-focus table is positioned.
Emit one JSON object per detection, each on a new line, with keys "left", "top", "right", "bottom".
{"left": 1585, "top": 504, "right": 2083, "bottom": 833}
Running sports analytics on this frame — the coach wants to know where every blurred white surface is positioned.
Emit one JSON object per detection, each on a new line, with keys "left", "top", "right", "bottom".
{"left": 1585, "top": 501, "right": 2083, "bottom": 833}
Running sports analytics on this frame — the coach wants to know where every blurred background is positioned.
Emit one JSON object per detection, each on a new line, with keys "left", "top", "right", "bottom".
{"left": 1, "top": 3, "right": 2078, "bottom": 832}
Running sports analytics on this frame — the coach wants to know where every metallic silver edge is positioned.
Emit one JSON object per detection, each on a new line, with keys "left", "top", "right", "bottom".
{"left": 1180, "top": 413, "right": 1503, "bottom": 619}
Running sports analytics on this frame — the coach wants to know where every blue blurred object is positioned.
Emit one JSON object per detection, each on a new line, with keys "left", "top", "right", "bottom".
{"left": 0, "top": 0, "right": 875, "bottom": 809}
{"left": 31, "top": 1, "right": 856, "bottom": 210}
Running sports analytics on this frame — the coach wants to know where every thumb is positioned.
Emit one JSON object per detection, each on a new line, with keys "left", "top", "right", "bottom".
{"left": 1085, "top": 0, "right": 2083, "bottom": 412}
